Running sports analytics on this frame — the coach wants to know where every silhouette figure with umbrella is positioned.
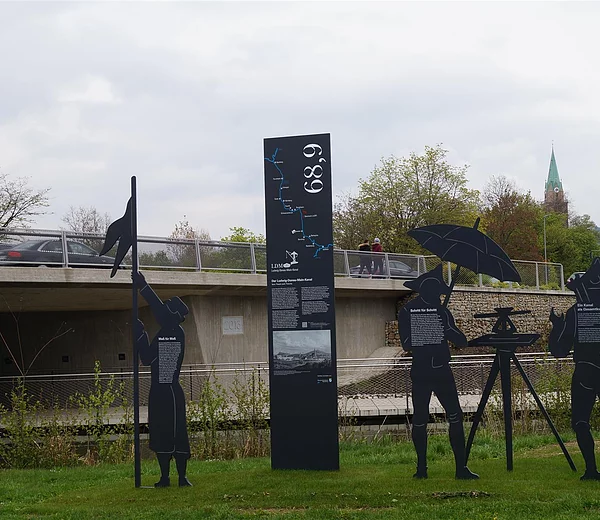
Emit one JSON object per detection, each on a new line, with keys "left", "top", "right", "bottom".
{"left": 407, "top": 218, "right": 575, "bottom": 473}
{"left": 407, "top": 218, "right": 521, "bottom": 304}
{"left": 398, "top": 264, "right": 479, "bottom": 479}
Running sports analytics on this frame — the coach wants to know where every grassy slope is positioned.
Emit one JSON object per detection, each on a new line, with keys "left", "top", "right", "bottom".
{"left": 1, "top": 433, "right": 599, "bottom": 520}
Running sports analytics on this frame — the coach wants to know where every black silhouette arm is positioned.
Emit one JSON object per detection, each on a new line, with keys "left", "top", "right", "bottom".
{"left": 443, "top": 309, "right": 468, "bottom": 347}
{"left": 135, "top": 319, "right": 155, "bottom": 366}
{"left": 549, "top": 307, "right": 575, "bottom": 358}
{"left": 133, "top": 271, "right": 170, "bottom": 326}
{"left": 398, "top": 307, "right": 413, "bottom": 351}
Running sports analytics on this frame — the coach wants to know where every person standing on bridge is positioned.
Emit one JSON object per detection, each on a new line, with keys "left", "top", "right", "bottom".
{"left": 357, "top": 238, "right": 372, "bottom": 276}
{"left": 397, "top": 265, "right": 478, "bottom": 480}
{"left": 133, "top": 271, "right": 192, "bottom": 487}
{"left": 371, "top": 238, "right": 384, "bottom": 277}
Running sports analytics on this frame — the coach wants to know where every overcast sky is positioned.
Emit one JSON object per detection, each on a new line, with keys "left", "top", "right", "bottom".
{"left": 2, "top": 1, "right": 599, "bottom": 240}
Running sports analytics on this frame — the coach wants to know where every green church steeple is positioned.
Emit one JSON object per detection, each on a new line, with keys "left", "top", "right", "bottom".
{"left": 545, "top": 145, "right": 562, "bottom": 192}
{"left": 544, "top": 144, "right": 568, "bottom": 215}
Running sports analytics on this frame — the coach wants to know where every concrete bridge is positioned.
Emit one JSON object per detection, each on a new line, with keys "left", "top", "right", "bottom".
{"left": 0, "top": 245, "right": 573, "bottom": 379}
{"left": 0, "top": 267, "right": 412, "bottom": 376}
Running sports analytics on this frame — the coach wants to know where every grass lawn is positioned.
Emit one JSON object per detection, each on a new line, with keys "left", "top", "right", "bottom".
{"left": 1, "top": 432, "right": 599, "bottom": 519}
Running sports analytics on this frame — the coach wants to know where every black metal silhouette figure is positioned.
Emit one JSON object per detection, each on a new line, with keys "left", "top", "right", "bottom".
{"left": 550, "top": 257, "right": 600, "bottom": 480}
{"left": 133, "top": 271, "right": 192, "bottom": 487}
{"left": 398, "top": 264, "right": 478, "bottom": 480}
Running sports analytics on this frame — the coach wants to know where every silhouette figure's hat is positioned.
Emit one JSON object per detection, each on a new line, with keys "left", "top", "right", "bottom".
{"left": 166, "top": 297, "right": 189, "bottom": 319}
{"left": 404, "top": 264, "right": 450, "bottom": 295}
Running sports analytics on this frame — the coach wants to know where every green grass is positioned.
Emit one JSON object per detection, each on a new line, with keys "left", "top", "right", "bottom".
{"left": 1, "top": 433, "right": 599, "bottom": 519}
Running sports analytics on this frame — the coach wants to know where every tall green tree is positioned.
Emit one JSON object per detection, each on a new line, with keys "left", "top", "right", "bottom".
{"left": 479, "top": 176, "right": 543, "bottom": 261}
{"left": 333, "top": 145, "right": 479, "bottom": 252}
{"left": 221, "top": 227, "right": 265, "bottom": 244}
{"left": 544, "top": 213, "right": 600, "bottom": 276}
{"left": 215, "top": 227, "right": 265, "bottom": 272}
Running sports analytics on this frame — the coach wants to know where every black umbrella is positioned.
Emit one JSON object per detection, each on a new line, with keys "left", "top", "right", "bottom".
{"left": 408, "top": 218, "right": 521, "bottom": 305}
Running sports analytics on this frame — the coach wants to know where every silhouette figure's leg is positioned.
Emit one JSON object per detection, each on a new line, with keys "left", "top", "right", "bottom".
{"left": 411, "top": 380, "right": 431, "bottom": 478}
{"left": 466, "top": 355, "right": 500, "bottom": 463}
{"left": 175, "top": 453, "right": 192, "bottom": 487}
{"left": 571, "top": 367, "right": 600, "bottom": 479}
{"left": 435, "top": 366, "right": 479, "bottom": 480}
{"left": 511, "top": 354, "right": 576, "bottom": 472}
{"left": 155, "top": 453, "right": 172, "bottom": 487}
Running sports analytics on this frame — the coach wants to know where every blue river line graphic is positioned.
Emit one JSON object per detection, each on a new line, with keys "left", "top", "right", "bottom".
{"left": 265, "top": 148, "right": 333, "bottom": 258}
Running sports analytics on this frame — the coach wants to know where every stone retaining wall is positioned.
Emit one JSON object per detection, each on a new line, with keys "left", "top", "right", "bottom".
{"left": 386, "top": 288, "right": 576, "bottom": 355}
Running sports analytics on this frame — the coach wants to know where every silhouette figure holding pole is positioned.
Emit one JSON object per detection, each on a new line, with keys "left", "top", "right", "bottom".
{"left": 549, "top": 257, "right": 600, "bottom": 480}
{"left": 133, "top": 271, "right": 192, "bottom": 487}
{"left": 398, "top": 265, "right": 479, "bottom": 480}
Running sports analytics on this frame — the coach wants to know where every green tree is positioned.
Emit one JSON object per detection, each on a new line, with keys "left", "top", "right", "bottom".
{"left": 568, "top": 214, "right": 600, "bottom": 269}
{"left": 480, "top": 176, "right": 543, "bottom": 261}
{"left": 209, "top": 227, "right": 266, "bottom": 272}
{"left": 221, "top": 227, "right": 265, "bottom": 244}
{"left": 139, "top": 250, "right": 172, "bottom": 268}
{"left": 333, "top": 145, "right": 480, "bottom": 253}
{"left": 544, "top": 213, "right": 600, "bottom": 276}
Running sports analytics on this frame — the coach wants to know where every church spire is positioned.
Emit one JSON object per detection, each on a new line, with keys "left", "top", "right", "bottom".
{"left": 544, "top": 144, "right": 568, "bottom": 215}
{"left": 545, "top": 144, "right": 562, "bottom": 192}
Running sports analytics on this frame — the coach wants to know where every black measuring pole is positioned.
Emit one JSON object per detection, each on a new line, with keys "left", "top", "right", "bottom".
{"left": 130, "top": 176, "right": 141, "bottom": 488}
{"left": 498, "top": 349, "right": 514, "bottom": 471}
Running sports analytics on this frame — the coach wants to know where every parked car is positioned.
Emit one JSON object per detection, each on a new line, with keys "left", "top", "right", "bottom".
{"left": 567, "top": 271, "right": 585, "bottom": 284}
{"left": 0, "top": 239, "right": 116, "bottom": 267}
{"left": 350, "top": 259, "right": 419, "bottom": 278}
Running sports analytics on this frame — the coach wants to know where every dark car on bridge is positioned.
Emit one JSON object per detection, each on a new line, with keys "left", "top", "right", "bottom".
{"left": 350, "top": 259, "right": 420, "bottom": 278}
{"left": 0, "top": 239, "right": 116, "bottom": 268}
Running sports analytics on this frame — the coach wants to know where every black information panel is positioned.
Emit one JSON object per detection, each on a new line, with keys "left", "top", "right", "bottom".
{"left": 576, "top": 303, "right": 600, "bottom": 343}
{"left": 264, "top": 133, "right": 339, "bottom": 470}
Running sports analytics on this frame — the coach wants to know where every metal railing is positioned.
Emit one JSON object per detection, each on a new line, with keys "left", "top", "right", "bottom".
{"left": 0, "top": 354, "right": 574, "bottom": 412}
{"left": 422, "top": 256, "right": 565, "bottom": 291}
{"left": 0, "top": 228, "right": 565, "bottom": 289}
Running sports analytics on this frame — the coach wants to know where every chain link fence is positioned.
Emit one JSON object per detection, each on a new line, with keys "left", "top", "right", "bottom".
{"left": 337, "top": 354, "right": 574, "bottom": 397}
{"left": 0, "top": 355, "right": 575, "bottom": 415}
{"left": 424, "top": 256, "right": 565, "bottom": 291}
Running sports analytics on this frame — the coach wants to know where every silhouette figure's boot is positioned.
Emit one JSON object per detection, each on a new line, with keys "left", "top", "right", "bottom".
{"left": 175, "top": 454, "right": 192, "bottom": 487}
{"left": 412, "top": 424, "right": 428, "bottom": 478}
{"left": 155, "top": 453, "right": 171, "bottom": 487}
{"left": 575, "top": 423, "right": 600, "bottom": 480}
{"left": 449, "top": 421, "right": 479, "bottom": 480}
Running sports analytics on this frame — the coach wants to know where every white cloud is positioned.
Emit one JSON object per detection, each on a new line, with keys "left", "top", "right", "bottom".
{"left": 58, "top": 75, "right": 122, "bottom": 105}
{"left": 1, "top": 2, "right": 600, "bottom": 239}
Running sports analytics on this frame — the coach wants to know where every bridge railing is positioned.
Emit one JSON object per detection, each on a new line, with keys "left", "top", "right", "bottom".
{"left": 423, "top": 256, "right": 565, "bottom": 291}
{"left": 0, "top": 228, "right": 565, "bottom": 289}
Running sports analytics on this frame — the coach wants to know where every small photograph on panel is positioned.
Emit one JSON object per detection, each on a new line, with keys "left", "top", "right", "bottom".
{"left": 273, "top": 330, "right": 332, "bottom": 372}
